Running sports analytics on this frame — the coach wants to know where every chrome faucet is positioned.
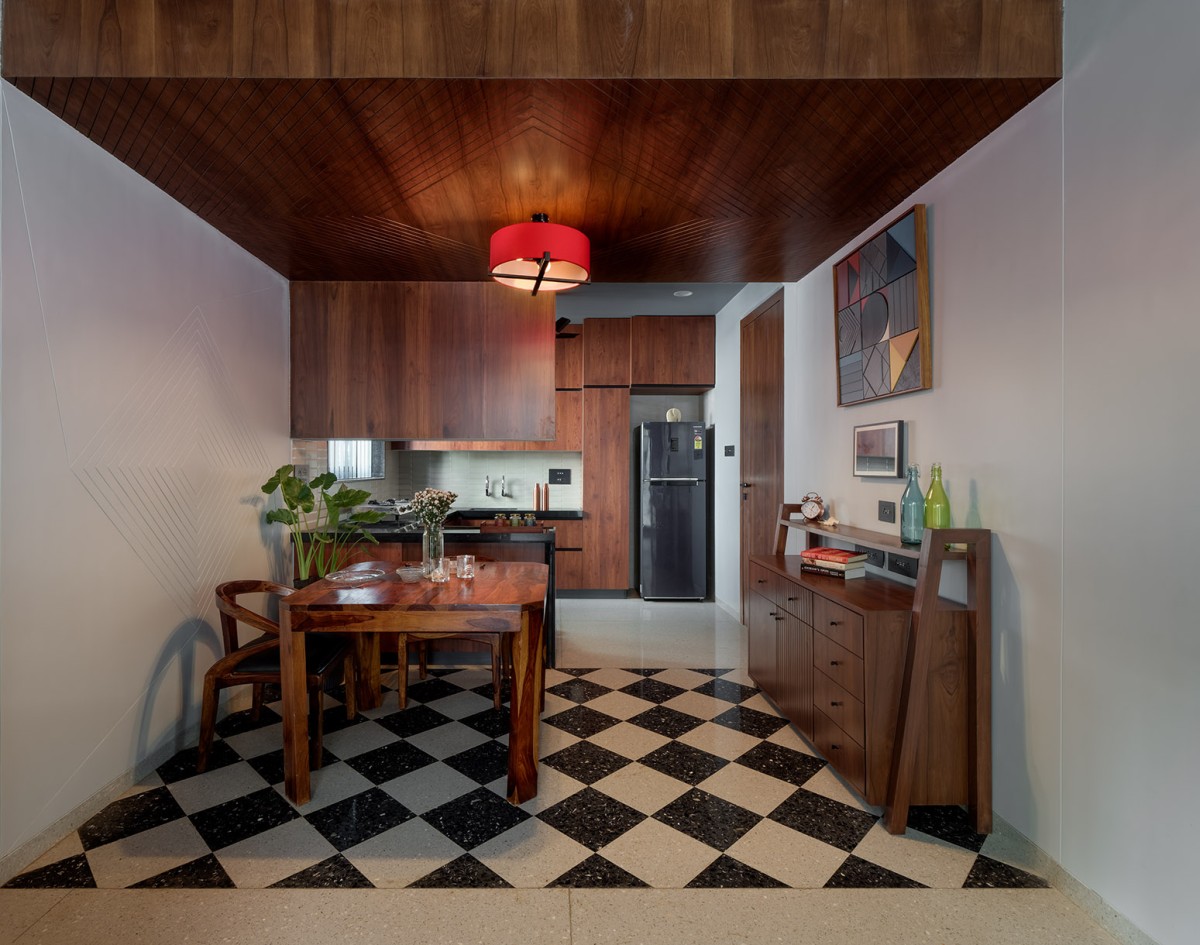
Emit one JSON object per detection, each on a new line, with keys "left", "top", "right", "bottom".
{"left": 484, "top": 475, "right": 491, "bottom": 497}
{"left": 501, "top": 474, "right": 509, "bottom": 498}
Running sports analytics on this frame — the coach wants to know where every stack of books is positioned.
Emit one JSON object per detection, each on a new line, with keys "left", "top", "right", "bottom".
{"left": 799, "top": 547, "right": 868, "bottom": 579}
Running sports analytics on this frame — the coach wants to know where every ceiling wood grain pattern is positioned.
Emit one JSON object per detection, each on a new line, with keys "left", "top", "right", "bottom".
{"left": 2, "top": 2, "right": 1060, "bottom": 285}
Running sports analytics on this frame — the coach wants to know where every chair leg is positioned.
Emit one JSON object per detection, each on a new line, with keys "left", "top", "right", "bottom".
{"left": 418, "top": 641, "right": 428, "bottom": 679}
{"left": 309, "top": 686, "right": 324, "bottom": 769}
{"left": 397, "top": 634, "right": 409, "bottom": 709}
{"left": 342, "top": 653, "right": 358, "bottom": 720}
{"left": 490, "top": 641, "right": 502, "bottom": 711}
{"left": 197, "top": 676, "right": 220, "bottom": 773}
{"left": 250, "top": 682, "right": 264, "bottom": 721}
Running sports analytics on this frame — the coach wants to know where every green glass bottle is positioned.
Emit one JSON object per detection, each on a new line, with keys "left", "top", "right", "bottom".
{"left": 924, "top": 462, "right": 951, "bottom": 529}
{"left": 900, "top": 463, "right": 925, "bottom": 544}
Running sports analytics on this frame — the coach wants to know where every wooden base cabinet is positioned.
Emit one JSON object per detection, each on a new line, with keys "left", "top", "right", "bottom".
{"left": 747, "top": 556, "right": 972, "bottom": 809}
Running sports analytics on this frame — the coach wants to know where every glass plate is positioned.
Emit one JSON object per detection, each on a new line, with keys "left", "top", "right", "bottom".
{"left": 325, "top": 567, "right": 387, "bottom": 585}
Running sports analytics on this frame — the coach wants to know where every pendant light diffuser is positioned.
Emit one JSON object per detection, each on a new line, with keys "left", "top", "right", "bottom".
{"left": 490, "top": 213, "right": 590, "bottom": 295}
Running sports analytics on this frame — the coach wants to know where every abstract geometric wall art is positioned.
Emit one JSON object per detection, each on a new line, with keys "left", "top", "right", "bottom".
{"left": 833, "top": 205, "right": 932, "bottom": 406}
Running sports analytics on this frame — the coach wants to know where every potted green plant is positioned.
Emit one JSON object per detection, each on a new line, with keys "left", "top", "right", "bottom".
{"left": 261, "top": 464, "right": 386, "bottom": 583}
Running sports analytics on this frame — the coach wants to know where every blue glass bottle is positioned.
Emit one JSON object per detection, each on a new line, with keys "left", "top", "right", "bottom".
{"left": 900, "top": 463, "right": 925, "bottom": 544}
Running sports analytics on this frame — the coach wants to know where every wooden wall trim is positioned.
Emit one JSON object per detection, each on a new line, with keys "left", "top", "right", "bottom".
{"left": 2, "top": 0, "right": 1062, "bottom": 80}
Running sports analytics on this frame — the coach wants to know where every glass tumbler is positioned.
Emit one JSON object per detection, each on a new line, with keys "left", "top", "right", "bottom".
{"left": 456, "top": 554, "right": 475, "bottom": 579}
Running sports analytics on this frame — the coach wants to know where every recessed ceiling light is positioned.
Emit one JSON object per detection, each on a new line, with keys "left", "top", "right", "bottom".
{"left": 673, "top": 289, "right": 694, "bottom": 297}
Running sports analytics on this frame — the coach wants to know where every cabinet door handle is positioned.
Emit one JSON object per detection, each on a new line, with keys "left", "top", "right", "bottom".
{"left": 787, "top": 596, "right": 796, "bottom": 602}
{"left": 830, "top": 744, "right": 841, "bottom": 751}
{"left": 830, "top": 660, "right": 841, "bottom": 667}
{"left": 756, "top": 579, "right": 767, "bottom": 584}
{"left": 775, "top": 615, "right": 784, "bottom": 622}
{"left": 830, "top": 700, "right": 842, "bottom": 707}
{"left": 829, "top": 620, "right": 841, "bottom": 626}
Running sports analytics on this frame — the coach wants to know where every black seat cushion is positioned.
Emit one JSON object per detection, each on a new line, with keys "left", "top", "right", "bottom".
{"left": 231, "top": 632, "right": 348, "bottom": 676}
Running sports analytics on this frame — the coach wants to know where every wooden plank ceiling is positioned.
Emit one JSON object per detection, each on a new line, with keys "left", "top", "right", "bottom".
{"left": 2, "top": 1, "right": 1061, "bottom": 284}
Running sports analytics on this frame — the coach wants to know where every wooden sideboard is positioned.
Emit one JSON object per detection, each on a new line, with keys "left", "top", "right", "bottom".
{"left": 749, "top": 509, "right": 992, "bottom": 834}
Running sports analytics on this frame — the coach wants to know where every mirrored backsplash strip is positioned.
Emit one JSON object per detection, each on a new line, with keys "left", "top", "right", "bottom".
{"left": 290, "top": 441, "right": 584, "bottom": 511}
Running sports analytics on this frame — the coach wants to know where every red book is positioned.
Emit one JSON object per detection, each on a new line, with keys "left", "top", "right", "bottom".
{"left": 800, "top": 547, "right": 867, "bottom": 566}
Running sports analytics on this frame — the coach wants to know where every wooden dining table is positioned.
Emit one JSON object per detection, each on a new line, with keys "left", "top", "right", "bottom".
{"left": 279, "top": 560, "right": 548, "bottom": 806}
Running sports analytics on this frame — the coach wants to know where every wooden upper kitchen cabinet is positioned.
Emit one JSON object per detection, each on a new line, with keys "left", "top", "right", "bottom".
{"left": 555, "top": 324, "right": 583, "bottom": 389}
{"left": 291, "top": 282, "right": 555, "bottom": 439}
{"left": 582, "top": 317, "right": 631, "bottom": 387}
{"left": 630, "top": 316, "right": 715, "bottom": 390}
{"left": 582, "top": 386, "right": 630, "bottom": 589}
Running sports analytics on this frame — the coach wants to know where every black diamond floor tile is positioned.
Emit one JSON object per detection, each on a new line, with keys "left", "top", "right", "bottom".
{"left": 689, "top": 668, "right": 736, "bottom": 678}
{"left": 545, "top": 678, "right": 612, "bottom": 704}
{"left": 444, "top": 740, "right": 510, "bottom": 784}
{"left": 409, "top": 854, "right": 512, "bottom": 888}
{"left": 157, "top": 741, "right": 240, "bottom": 784}
{"left": 405, "top": 677, "right": 466, "bottom": 704}
{"left": 78, "top": 786, "right": 186, "bottom": 851}
{"left": 554, "top": 668, "right": 598, "bottom": 677}
{"left": 246, "top": 747, "right": 337, "bottom": 786}
{"left": 549, "top": 853, "right": 650, "bottom": 887}
{"left": 618, "top": 678, "right": 688, "bottom": 704}
{"left": 734, "top": 741, "right": 826, "bottom": 787}
{"left": 469, "top": 678, "right": 511, "bottom": 706}
{"left": 963, "top": 855, "right": 1049, "bottom": 889}
{"left": 543, "top": 705, "right": 622, "bottom": 738}
{"left": 344, "top": 740, "right": 437, "bottom": 784}
{"left": 625, "top": 668, "right": 667, "bottom": 678}
{"left": 320, "top": 703, "right": 365, "bottom": 735}
{"left": 4, "top": 853, "right": 96, "bottom": 889}
{"left": 538, "top": 788, "right": 646, "bottom": 851}
{"left": 188, "top": 787, "right": 300, "bottom": 850}
{"left": 130, "top": 854, "right": 235, "bottom": 889}
{"left": 459, "top": 707, "right": 511, "bottom": 739}
{"left": 825, "top": 854, "right": 926, "bottom": 889}
{"left": 375, "top": 705, "right": 456, "bottom": 738}
{"left": 712, "top": 705, "right": 791, "bottom": 738}
{"left": 905, "top": 806, "right": 988, "bottom": 852}
{"left": 686, "top": 853, "right": 787, "bottom": 889}
{"left": 652, "top": 788, "right": 762, "bottom": 851}
{"left": 768, "top": 789, "right": 877, "bottom": 853}
{"left": 270, "top": 854, "right": 375, "bottom": 888}
{"left": 422, "top": 787, "right": 530, "bottom": 850}
{"left": 214, "top": 705, "right": 283, "bottom": 738}
{"left": 627, "top": 705, "right": 706, "bottom": 739}
{"left": 541, "top": 741, "right": 632, "bottom": 785}
{"left": 304, "top": 787, "right": 414, "bottom": 852}
{"left": 639, "top": 742, "right": 728, "bottom": 785}
{"left": 693, "top": 678, "right": 759, "bottom": 704}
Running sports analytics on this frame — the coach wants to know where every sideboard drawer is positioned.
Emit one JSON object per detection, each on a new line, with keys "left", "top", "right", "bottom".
{"left": 812, "top": 632, "right": 864, "bottom": 700}
{"left": 812, "top": 706, "right": 865, "bottom": 795}
{"left": 813, "top": 596, "right": 864, "bottom": 657}
{"left": 813, "top": 668, "right": 865, "bottom": 747}
{"left": 749, "top": 562, "right": 777, "bottom": 603}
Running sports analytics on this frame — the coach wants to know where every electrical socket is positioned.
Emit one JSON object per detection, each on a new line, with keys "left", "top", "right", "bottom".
{"left": 887, "top": 553, "right": 918, "bottom": 579}
{"left": 854, "top": 545, "right": 886, "bottom": 568}
{"left": 878, "top": 500, "right": 896, "bottom": 523}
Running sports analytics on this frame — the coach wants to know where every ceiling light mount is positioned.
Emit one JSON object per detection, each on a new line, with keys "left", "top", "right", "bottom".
{"left": 490, "top": 213, "right": 591, "bottom": 296}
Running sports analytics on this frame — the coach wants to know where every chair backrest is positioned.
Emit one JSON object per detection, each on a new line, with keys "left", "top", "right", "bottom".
{"left": 214, "top": 580, "right": 294, "bottom": 655}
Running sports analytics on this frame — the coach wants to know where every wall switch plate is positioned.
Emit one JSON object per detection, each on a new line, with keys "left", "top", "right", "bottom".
{"left": 724, "top": 445, "right": 735, "bottom": 457}
{"left": 854, "top": 544, "right": 886, "bottom": 568}
{"left": 549, "top": 468, "right": 571, "bottom": 485}
{"left": 878, "top": 500, "right": 896, "bottom": 523}
{"left": 887, "top": 553, "right": 918, "bottom": 579}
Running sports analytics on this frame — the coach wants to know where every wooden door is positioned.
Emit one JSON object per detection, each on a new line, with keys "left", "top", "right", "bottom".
{"left": 739, "top": 292, "right": 785, "bottom": 623}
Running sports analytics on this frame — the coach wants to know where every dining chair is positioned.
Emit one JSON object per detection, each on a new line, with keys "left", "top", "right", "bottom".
{"left": 197, "top": 580, "right": 357, "bottom": 773}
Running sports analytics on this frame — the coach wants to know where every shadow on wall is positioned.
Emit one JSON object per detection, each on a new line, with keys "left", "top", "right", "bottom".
{"left": 136, "top": 618, "right": 221, "bottom": 766}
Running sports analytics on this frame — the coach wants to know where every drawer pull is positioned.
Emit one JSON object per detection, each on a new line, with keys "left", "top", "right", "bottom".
{"left": 830, "top": 744, "right": 841, "bottom": 751}
{"left": 775, "top": 615, "right": 784, "bottom": 622}
{"left": 829, "top": 620, "right": 841, "bottom": 626}
{"left": 829, "top": 660, "right": 841, "bottom": 667}
{"left": 768, "top": 610, "right": 777, "bottom": 617}
{"left": 830, "top": 700, "right": 842, "bottom": 707}
{"left": 787, "top": 596, "right": 796, "bottom": 602}
{"left": 757, "top": 579, "right": 767, "bottom": 584}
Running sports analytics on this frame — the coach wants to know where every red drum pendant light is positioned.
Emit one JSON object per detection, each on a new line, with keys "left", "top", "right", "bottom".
{"left": 489, "top": 213, "right": 590, "bottom": 296}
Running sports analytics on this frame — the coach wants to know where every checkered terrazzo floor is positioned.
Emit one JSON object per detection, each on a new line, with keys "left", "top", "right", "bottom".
{"left": 5, "top": 666, "right": 1046, "bottom": 891}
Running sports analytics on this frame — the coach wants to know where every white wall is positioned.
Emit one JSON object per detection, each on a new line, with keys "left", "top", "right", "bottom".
{"left": 0, "top": 84, "right": 290, "bottom": 863}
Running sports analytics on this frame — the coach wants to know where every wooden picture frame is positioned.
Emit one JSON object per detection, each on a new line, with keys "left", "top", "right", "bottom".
{"left": 833, "top": 205, "right": 932, "bottom": 406}
{"left": 853, "top": 420, "right": 904, "bottom": 478}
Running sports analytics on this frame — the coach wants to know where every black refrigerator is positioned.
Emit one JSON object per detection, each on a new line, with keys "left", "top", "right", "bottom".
{"left": 639, "top": 421, "right": 708, "bottom": 600}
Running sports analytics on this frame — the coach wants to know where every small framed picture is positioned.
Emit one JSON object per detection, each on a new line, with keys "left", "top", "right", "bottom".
{"left": 853, "top": 420, "right": 904, "bottom": 478}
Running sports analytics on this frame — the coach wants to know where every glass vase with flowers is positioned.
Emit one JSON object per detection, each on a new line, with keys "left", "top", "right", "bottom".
{"left": 409, "top": 487, "right": 458, "bottom": 577}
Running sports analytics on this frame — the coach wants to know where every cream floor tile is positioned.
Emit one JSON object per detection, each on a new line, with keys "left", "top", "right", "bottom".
{"left": 568, "top": 888, "right": 1122, "bottom": 945}
{"left": 514, "top": 767, "right": 587, "bottom": 815}
{"left": 13, "top": 889, "right": 573, "bottom": 945}
{"left": 579, "top": 668, "right": 647, "bottom": 690}
{"left": 221, "top": 721, "right": 285, "bottom": 760}
{"left": 798, "top": 766, "right": 880, "bottom": 814}
{"left": 22, "top": 832, "right": 84, "bottom": 873}
{"left": 661, "top": 690, "right": 728, "bottom": 721}
{"left": 118, "top": 773, "right": 165, "bottom": 797}
{"left": 587, "top": 721, "right": 671, "bottom": 760}
{"left": 440, "top": 667, "right": 496, "bottom": 690}
{"left": 85, "top": 819, "right": 211, "bottom": 889}
{"left": 695, "top": 763, "right": 798, "bottom": 816}
{"left": 537, "top": 723, "right": 580, "bottom": 759}
{"left": 0, "top": 889, "right": 67, "bottom": 944}
{"left": 321, "top": 721, "right": 399, "bottom": 759}
{"left": 739, "top": 692, "right": 781, "bottom": 716}
{"left": 214, "top": 818, "right": 337, "bottom": 889}
{"left": 718, "top": 668, "right": 756, "bottom": 687}
{"left": 979, "top": 824, "right": 1053, "bottom": 880}
{"left": 850, "top": 822, "right": 978, "bottom": 888}
{"left": 165, "top": 761, "right": 270, "bottom": 815}
{"left": 765, "top": 721, "right": 821, "bottom": 755}
{"left": 676, "top": 721, "right": 763, "bottom": 760}
{"left": 599, "top": 817, "right": 718, "bottom": 888}
{"left": 583, "top": 690, "right": 654, "bottom": 720}
{"left": 472, "top": 818, "right": 592, "bottom": 888}
{"left": 725, "top": 819, "right": 846, "bottom": 888}
{"left": 377, "top": 760, "right": 480, "bottom": 815}
{"left": 539, "top": 692, "right": 577, "bottom": 717}
{"left": 652, "top": 667, "right": 719, "bottom": 690}
{"left": 341, "top": 818, "right": 464, "bottom": 888}
{"left": 275, "top": 762, "right": 376, "bottom": 814}
{"left": 404, "top": 721, "right": 491, "bottom": 759}
{"left": 592, "top": 762, "right": 691, "bottom": 815}
{"left": 425, "top": 689, "right": 496, "bottom": 720}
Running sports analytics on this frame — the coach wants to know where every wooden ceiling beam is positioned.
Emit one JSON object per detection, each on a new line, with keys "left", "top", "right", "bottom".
{"left": 3, "top": 0, "right": 1061, "bottom": 81}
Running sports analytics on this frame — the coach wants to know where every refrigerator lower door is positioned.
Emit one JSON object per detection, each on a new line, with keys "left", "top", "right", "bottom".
{"left": 640, "top": 480, "right": 707, "bottom": 600}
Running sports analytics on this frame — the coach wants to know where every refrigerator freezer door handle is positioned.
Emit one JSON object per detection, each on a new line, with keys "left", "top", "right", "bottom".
{"left": 646, "top": 477, "right": 700, "bottom": 482}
